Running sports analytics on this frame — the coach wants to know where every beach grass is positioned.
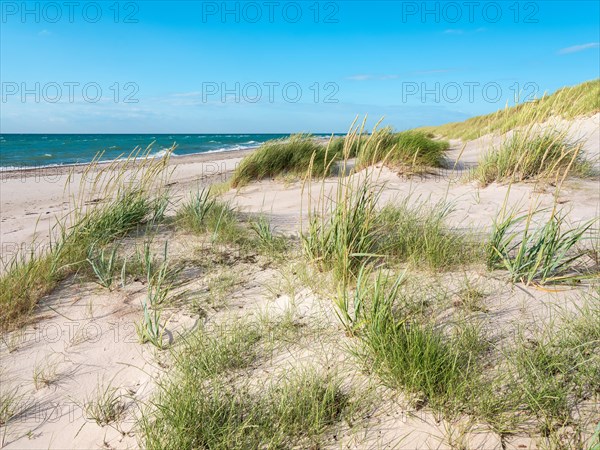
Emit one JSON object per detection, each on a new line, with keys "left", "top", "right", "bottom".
{"left": 302, "top": 168, "right": 383, "bottom": 282}
{"left": 302, "top": 124, "right": 480, "bottom": 282}
{"left": 140, "top": 317, "right": 352, "bottom": 449}
{"left": 141, "top": 370, "right": 349, "bottom": 450}
{"left": 335, "top": 265, "right": 600, "bottom": 439}
{"left": 356, "top": 129, "right": 449, "bottom": 170}
{"left": 230, "top": 133, "right": 339, "bottom": 187}
{"left": 0, "top": 149, "right": 173, "bottom": 330}
{"left": 175, "top": 189, "right": 249, "bottom": 245}
{"left": 344, "top": 267, "right": 484, "bottom": 413}
{"left": 487, "top": 206, "right": 596, "bottom": 285}
{"left": 230, "top": 125, "right": 449, "bottom": 189}
{"left": 175, "top": 320, "right": 263, "bottom": 378}
{"left": 423, "top": 79, "right": 600, "bottom": 140}
{"left": 84, "top": 381, "right": 126, "bottom": 426}
{"left": 376, "top": 197, "right": 482, "bottom": 270}
{"left": 473, "top": 130, "right": 592, "bottom": 185}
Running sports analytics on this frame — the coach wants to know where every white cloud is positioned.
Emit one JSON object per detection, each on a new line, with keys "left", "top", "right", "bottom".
{"left": 346, "top": 74, "right": 374, "bottom": 81}
{"left": 558, "top": 42, "right": 600, "bottom": 55}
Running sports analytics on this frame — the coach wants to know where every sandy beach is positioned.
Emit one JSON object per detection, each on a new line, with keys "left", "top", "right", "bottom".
{"left": 3, "top": 0, "right": 599, "bottom": 446}
{"left": 2, "top": 116, "right": 598, "bottom": 262}
{"left": 1, "top": 111, "right": 599, "bottom": 449}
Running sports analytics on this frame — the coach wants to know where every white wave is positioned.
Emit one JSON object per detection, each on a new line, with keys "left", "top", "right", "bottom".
{"left": 151, "top": 149, "right": 177, "bottom": 158}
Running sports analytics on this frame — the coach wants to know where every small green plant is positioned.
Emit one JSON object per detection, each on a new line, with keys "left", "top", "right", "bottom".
{"left": 334, "top": 265, "right": 403, "bottom": 336}
{"left": 0, "top": 386, "right": 27, "bottom": 426}
{"left": 177, "top": 321, "right": 263, "bottom": 378}
{"left": 150, "top": 191, "right": 170, "bottom": 225}
{"left": 176, "top": 192, "right": 248, "bottom": 245}
{"left": 136, "top": 300, "right": 169, "bottom": 349}
{"left": 250, "top": 216, "right": 287, "bottom": 256}
{"left": 176, "top": 188, "right": 216, "bottom": 232}
{"left": 302, "top": 170, "right": 383, "bottom": 283}
{"left": 487, "top": 208, "right": 595, "bottom": 284}
{"left": 32, "top": 358, "right": 59, "bottom": 390}
{"left": 143, "top": 242, "right": 180, "bottom": 306}
{"left": 86, "top": 244, "right": 120, "bottom": 290}
{"left": 84, "top": 381, "right": 125, "bottom": 426}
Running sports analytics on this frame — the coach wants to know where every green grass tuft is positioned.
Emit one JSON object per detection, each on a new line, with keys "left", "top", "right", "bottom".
{"left": 0, "top": 150, "right": 172, "bottom": 330}
{"left": 140, "top": 317, "right": 351, "bottom": 449}
{"left": 176, "top": 191, "right": 249, "bottom": 245}
{"left": 230, "top": 134, "right": 338, "bottom": 187}
{"left": 141, "top": 370, "right": 349, "bottom": 450}
{"left": 487, "top": 208, "right": 596, "bottom": 285}
{"left": 473, "top": 131, "right": 592, "bottom": 185}
{"left": 356, "top": 129, "right": 449, "bottom": 170}
{"left": 302, "top": 174, "right": 383, "bottom": 282}
{"left": 377, "top": 198, "right": 482, "bottom": 270}
{"left": 346, "top": 267, "right": 483, "bottom": 411}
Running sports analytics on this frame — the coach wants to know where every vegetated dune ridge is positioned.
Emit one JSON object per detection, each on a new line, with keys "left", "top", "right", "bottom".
{"left": 1, "top": 84, "right": 599, "bottom": 449}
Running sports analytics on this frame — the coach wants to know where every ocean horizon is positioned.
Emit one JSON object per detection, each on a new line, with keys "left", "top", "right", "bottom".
{"left": 0, "top": 133, "right": 338, "bottom": 170}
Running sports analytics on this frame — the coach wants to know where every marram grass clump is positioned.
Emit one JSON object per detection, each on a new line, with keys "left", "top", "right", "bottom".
{"left": 340, "top": 267, "right": 484, "bottom": 413}
{"left": 140, "top": 319, "right": 351, "bottom": 449}
{"left": 141, "top": 370, "right": 349, "bottom": 450}
{"left": 230, "top": 134, "right": 338, "bottom": 187}
{"left": 356, "top": 129, "right": 449, "bottom": 170}
{"left": 0, "top": 148, "right": 172, "bottom": 330}
{"left": 473, "top": 131, "right": 591, "bottom": 185}
{"left": 486, "top": 207, "right": 596, "bottom": 285}
{"left": 302, "top": 123, "right": 474, "bottom": 283}
{"left": 231, "top": 126, "right": 449, "bottom": 189}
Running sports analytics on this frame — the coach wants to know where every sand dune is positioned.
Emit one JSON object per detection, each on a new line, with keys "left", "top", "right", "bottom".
{"left": 1, "top": 114, "right": 599, "bottom": 449}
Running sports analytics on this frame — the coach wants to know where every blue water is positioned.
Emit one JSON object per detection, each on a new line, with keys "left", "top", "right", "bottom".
{"left": 0, "top": 134, "right": 324, "bottom": 170}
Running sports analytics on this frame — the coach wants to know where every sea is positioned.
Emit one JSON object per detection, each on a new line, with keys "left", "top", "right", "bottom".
{"left": 0, "top": 134, "right": 333, "bottom": 171}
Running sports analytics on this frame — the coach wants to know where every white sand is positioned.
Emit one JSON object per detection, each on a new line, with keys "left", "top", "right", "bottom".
{"left": 1, "top": 115, "right": 598, "bottom": 449}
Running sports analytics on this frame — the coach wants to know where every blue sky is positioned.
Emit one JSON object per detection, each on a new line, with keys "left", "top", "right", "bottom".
{"left": 1, "top": 0, "right": 599, "bottom": 133}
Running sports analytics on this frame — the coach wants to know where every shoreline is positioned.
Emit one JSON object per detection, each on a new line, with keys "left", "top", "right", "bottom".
{"left": 0, "top": 134, "right": 343, "bottom": 179}
{"left": 0, "top": 147, "right": 257, "bottom": 180}
{"left": 0, "top": 136, "right": 337, "bottom": 179}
